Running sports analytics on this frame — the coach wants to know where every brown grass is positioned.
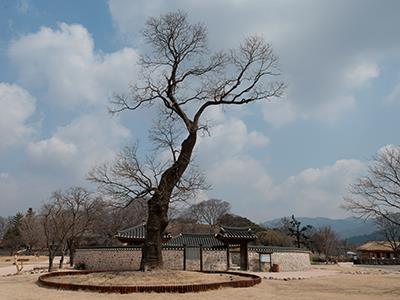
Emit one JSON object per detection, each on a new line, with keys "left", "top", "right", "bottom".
{"left": 44, "top": 271, "right": 244, "bottom": 286}
{"left": 0, "top": 265, "right": 399, "bottom": 299}
{"left": 0, "top": 255, "right": 47, "bottom": 267}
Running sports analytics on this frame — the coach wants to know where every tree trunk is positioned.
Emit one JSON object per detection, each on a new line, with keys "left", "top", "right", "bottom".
{"left": 140, "top": 196, "right": 168, "bottom": 271}
{"left": 48, "top": 249, "right": 55, "bottom": 272}
{"left": 141, "top": 130, "right": 197, "bottom": 270}
{"left": 68, "top": 240, "right": 76, "bottom": 267}
{"left": 59, "top": 250, "right": 65, "bottom": 269}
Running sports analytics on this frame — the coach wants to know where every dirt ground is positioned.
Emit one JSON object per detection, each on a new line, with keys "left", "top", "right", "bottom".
{"left": 45, "top": 271, "right": 244, "bottom": 285}
{"left": 0, "top": 255, "right": 47, "bottom": 267}
{"left": 0, "top": 265, "right": 399, "bottom": 300}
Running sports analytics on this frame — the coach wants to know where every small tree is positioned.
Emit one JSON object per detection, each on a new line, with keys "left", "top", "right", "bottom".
{"left": 41, "top": 187, "right": 97, "bottom": 271}
{"left": 376, "top": 213, "right": 400, "bottom": 257}
{"left": 0, "top": 216, "right": 7, "bottom": 240}
{"left": 288, "top": 215, "right": 313, "bottom": 248}
{"left": 345, "top": 146, "right": 400, "bottom": 226}
{"left": 184, "top": 199, "right": 231, "bottom": 226}
{"left": 311, "top": 226, "right": 340, "bottom": 261}
{"left": 217, "top": 213, "right": 265, "bottom": 233}
{"left": 89, "top": 198, "right": 148, "bottom": 246}
{"left": 2, "top": 213, "right": 24, "bottom": 254}
{"left": 90, "top": 10, "right": 284, "bottom": 270}
{"left": 257, "top": 229, "right": 294, "bottom": 247}
{"left": 20, "top": 208, "right": 45, "bottom": 254}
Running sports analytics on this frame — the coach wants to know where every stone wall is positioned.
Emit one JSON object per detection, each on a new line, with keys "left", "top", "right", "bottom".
{"left": 75, "top": 247, "right": 310, "bottom": 272}
{"left": 162, "top": 249, "right": 184, "bottom": 270}
{"left": 203, "top": 250, "right": 228, "bottom": 271}
{"left": 75, "top": 247, "right": 141, "bottom": 271}
{"left": 75, "top": 247, "right": 228, "bottom": 271}
{"left": 248, "top": 250, "right": 310, "bottom": 272}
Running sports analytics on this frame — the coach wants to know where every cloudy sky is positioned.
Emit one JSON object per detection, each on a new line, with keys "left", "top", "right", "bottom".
{"left": 0, "top": 0, "right": 399, "bottom": 222}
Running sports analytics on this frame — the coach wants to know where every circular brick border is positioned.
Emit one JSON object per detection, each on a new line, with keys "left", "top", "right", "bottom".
{"left": 38, "top": 270, "right": 261, "bottom": 293}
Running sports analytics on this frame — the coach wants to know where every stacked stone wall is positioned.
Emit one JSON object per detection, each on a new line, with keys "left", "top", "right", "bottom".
{"left": 270, "top": 252, "right": 310, "bottom": 272}
{"left": 161, "top": 249, "right": 184, "bottom": 270}
{"left": 248, "top": 251, "right": 310, "bottom": 272}
{"left": 75, "top": 247, "right": 310, "bottom": 272}
{"left": 75, "top": 248, "right": 228, "bottom": 271}
{"left": 75, "top": 248, "right": 141, "bottom": 271}
{"left": 203, "top": 250, "right": 227, "bottom": 271}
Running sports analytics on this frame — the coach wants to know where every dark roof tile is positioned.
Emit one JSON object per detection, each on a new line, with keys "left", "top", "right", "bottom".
{"left": 165, "top": 233, "right": 225, "bottom": 248}
{"left": 216, "top": 226, "right": 257, "bottom": 241}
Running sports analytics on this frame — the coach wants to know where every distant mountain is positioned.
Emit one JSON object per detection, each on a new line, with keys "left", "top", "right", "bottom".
{"left": 346, "top": 231, "right": 385, "bottom": 245}
{"left": 262, "top": 217, "right": 377, "bottom": 239}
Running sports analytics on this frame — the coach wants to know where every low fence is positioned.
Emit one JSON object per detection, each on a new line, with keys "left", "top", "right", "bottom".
{"left": 75, "top": 245, "right": 311, "bottom": 272}
{"left": 354, "top": 258, "right": 400, "bottom": 265}
{"left": 75, "top": 246, "right": 228, "bottom": 272}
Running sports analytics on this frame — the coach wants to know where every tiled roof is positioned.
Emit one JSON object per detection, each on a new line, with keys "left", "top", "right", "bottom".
{"left": 216, "top": 226, "right": 257, "bottom": 241}
{"left": 115, "top": 223, "right": 147, "bottom": 240}
{"left": 248, "top": 245, "right": 310, "bottom": 254}
{"left": 165, "top": 233, "right": 225, "bottom": 248}
{"left": 356, "top": 241, "right": 396, "bottom": 252}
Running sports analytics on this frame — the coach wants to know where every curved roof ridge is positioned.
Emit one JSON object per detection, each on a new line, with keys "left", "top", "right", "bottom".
{"left": 220, "top": 225, "right": 253, "bottom": 230}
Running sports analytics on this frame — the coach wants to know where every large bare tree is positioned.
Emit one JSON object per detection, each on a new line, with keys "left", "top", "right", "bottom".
{"left": 345, "top": 146, "right": 400, "bottom": 226}
{"left": 90, "top": 11, "right": 284, "bottom": 270}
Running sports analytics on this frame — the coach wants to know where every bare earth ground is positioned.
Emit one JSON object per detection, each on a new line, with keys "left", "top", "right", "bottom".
{"left": 45, "top": 271, "right": 244, "bottom": 285}
{"left": 0, "top": 256, "right": 49, "bottom": 276}
{"left": 0, "top": 264, "right": 399, "bottom": 300}
{"left": 0, "top": 255, "right": 48, "bottom": 268}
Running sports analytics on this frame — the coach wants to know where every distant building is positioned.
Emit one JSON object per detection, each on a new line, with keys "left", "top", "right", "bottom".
{"left": 356, "top": 241, "right": 398, "bottom": 259}
{"left": 76, "top": 224, "right": 311, "bottom": 272}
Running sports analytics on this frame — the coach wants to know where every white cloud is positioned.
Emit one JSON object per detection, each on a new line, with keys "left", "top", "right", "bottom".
{"left": 28, "top": 113, "right": 131, "bottom": 176}
{"left": 28, "top": 137, "right": 78, "bottom": 161}
{"left": 387, "top": 84, "right": 400, "bottom": 103}
{"left": 16, "top": 0, "right": 30, "bottom": 14}
{"left": 345, "top": 62, "right": 380, "bottom": 87}
{"left": 0, "top": 83, "right": 36, "bottom": 149}
{"left": 262, "top": 99, "right": 302, "bottom": 127}
{"left": 197, "top": 117, "right": 270, "bottom": 161}
{"left": 205, "top": 156, "right": 274, "bottom": 220}
{"left": 316, "top": 96, "right": 355, "bottom": 122}
{"left": 108, "top": 1, "right": 393, "bottom": 125}
{"left": 0, "top": 173, "right": 9, "bottom": 179}
{"left": 265, "top": 159, "right": 367, "bottom": 219}
{"left": 204, "top": 157, "right": 367, "bottom": 221}
{"left": 9, "top": 23, "right": 139, "bottom": 108}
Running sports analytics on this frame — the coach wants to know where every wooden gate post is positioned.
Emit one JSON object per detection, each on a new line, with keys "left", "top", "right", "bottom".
{"left": 199, "top": 244, "right": 203, "bottom": 272}
{"left": 183, "top": 245, "right": 186, "bottom": 270}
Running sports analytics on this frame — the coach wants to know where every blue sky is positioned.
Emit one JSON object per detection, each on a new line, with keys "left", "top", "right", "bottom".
{"left": 1, "top": 0, "right": 400, "bottom": 221}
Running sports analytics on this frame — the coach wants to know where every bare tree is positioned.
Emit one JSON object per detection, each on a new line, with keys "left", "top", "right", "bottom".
{"left": 257, "top": 229, "right": 294, "bottom": 247}
{"left": 311, "top": 226, "right": 340, "bottom": 261}
{"left": 288, "top": 215, "right": 313, "bottom": 249}
{"left": 19, "top": 208, "right": 45, "bottom": 254}
{"left": 183, "top": 199, "right": 231, "bottom": 226}
{"left": 89, "top": 197, "right": 148, "bottom": 246}
{"left": 90, "top": 11, "right": 283, "bottom": 270}
{"left": 61, "top": 187, "right": 99, "bottom": 267}
{"left": 41, "top": 202, "right": 64, "bottom": 271}
{"left": 345, "top": 146, "right": 400, "bottom": 226}
{"left": 41, "top": 187, "right": 97, "bottom": 271}
{"left": 376, "top": 214, "right": 400, "bottom": 257}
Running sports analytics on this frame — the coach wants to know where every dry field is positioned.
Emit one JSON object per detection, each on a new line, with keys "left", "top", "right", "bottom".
{"left": 0, "top": 265, "right": 399, "bottom": 300}
{"left": 45, "top": 270, "right": 245, "bottom": 285}
{"left": 0, "top": 255, "right": 48, "bottom": 267}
